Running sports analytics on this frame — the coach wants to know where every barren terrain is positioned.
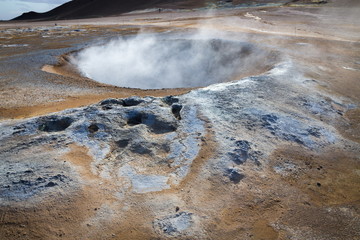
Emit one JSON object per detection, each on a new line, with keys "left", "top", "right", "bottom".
{"left": 0, "top": 1, "right": 359, "bottom": 239}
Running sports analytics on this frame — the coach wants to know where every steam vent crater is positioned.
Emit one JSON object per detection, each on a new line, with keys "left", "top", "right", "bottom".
{"left": 71, "top": 35, "right": 276, "bottom": 89}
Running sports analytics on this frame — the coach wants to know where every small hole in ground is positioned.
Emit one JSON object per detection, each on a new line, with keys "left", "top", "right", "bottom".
{"left": 127, "top": 111, "right": 143, "bottom": 126}
{"left": 126, "top": 111, "right": 177, "bottom": 134}
{"left": 38, "top": 117, "right": 73, "bottom": 132}
{"left": 171, "top": 104, "right": 183, "bottom": 120}
{"left": 88, "top": 124, "right": 99, "bottom": 133}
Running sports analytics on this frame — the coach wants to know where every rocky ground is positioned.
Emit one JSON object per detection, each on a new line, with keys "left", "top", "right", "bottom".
{"left": 0, "top": 1, "right": 359, "bottom": 239}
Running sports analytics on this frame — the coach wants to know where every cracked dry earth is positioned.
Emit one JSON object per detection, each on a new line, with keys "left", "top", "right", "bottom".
{"left": 1, "top": 2, "right": 360, "bottom": 240}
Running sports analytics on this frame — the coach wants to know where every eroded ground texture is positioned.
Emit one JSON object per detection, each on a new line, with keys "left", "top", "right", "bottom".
{"left": 0, "top": 1, "right": 360, "bottom": 239}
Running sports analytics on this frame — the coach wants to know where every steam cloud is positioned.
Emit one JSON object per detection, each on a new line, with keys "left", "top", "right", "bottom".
{"left": 72, "top": 32, "right": 266, "bottom": 89}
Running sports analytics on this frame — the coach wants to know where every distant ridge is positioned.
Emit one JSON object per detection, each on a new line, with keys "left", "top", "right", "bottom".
{"left": 12, "top": 0, "right": 327, "bottom": 21}
{"left": 12, "top": 0, "right": 209, "bottom": 21}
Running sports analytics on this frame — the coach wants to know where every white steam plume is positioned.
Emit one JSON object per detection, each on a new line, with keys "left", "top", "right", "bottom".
{"left": 72, "top": 30, "right": 270, "bottom": 89}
